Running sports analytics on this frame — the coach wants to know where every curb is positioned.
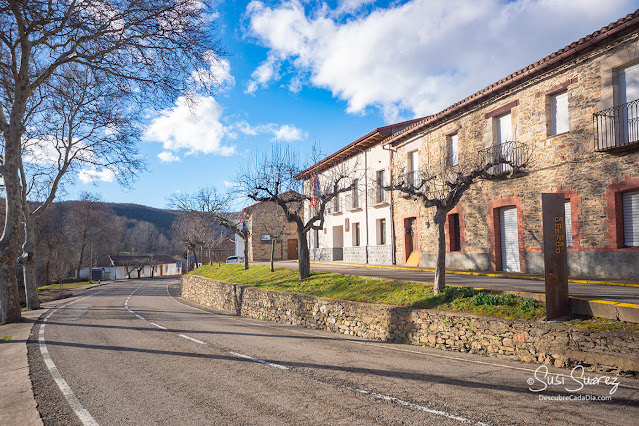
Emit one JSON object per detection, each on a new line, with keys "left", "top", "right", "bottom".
{"left": 310, "top": 261, "right": 639, "bottom": 288}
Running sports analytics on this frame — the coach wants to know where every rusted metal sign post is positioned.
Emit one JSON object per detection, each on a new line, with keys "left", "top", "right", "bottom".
{"left": 542, "top": 193, "right": 570, "bottom": 320}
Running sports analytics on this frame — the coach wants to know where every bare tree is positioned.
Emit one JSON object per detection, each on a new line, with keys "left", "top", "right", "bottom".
{"left": 169, "top": 187, "right": 250, "bottom": 270}
{"left": 385, "top": 141, "right": 532, "bottom": 294}
{"left": 260, "top": 207, "right": 288, "bottom": 272}
{"left": 17, "top": 64, "right": 144, "bottom": 309}
{"left": 0, "top": 0, "right": 223, "bottom": 323}
{"left": 236, "top": 145, "right": 358, "bottom": 280}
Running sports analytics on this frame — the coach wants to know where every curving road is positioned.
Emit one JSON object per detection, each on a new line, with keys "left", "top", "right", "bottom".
{"left": 28, "top": 278, "right": 639, "bottom": 425}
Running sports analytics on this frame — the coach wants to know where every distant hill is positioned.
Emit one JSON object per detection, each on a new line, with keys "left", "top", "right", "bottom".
{"left": 51, "top": 200, "right": 179, "bottom": 238}
{"left": 109, "top": 203, "right": 179, "bottom": 236}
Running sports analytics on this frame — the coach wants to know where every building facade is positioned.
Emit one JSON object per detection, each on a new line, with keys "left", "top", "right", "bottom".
{"left": 243, "top": 197, "right": 299, "bottom": 262}
{"left": 383, "top": 10, "right": 639, "bottom": 281}
{"left": 300, "top": 121, "right": 423, "bottom": 265}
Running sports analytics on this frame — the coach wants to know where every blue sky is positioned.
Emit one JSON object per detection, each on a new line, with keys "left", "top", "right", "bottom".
{"left": 66, "top": 0, "right": 639, "bottom": 209}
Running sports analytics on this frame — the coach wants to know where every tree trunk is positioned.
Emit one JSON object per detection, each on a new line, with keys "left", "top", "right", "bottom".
{"left": 20, "top": 217, "right": 39, "bottom": 309}
{"left": 270, "top": 239, "right": 275, "bottom": 272}
{"left": 0, "top": 134, "right": 24, "bottom": 323}
{"left": 76, "top": 230, "right": 88, "bottom": 281}
{"left": 433, "top": 209, "right": 447, "bottom": 295}
{"left": 298, "top": 229, "right": 310, "bottom": 280}
{"left": 243, "top": 237, "right": 249, "bottom": 270}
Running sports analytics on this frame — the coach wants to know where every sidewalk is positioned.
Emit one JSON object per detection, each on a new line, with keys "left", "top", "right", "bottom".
{"left": 0, "top": 281, "right": 111, "bottom": 426}
{"left": 311, "top": 260, "right": 639, "bottom": 288}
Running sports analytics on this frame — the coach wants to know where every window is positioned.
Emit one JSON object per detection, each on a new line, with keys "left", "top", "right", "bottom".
{"left": 550, "top": 91, "right": 569, "bottom": 135}
{"left": 333, "top": 183, "right": 340, "bottom": 212}
{"left": 620, "top": 63, "right": 639, "bottom": 144}
{"left": 377, "top": 218, "right": 387, "bottom": 245}
{"left": 496, "top": 113, "right": 513, "bottom": 173}
{"left": 408, "top": 150, "right": 419, "bottom": 186}
{"left": 352, "top": 222, "right": 360, "bottom": 247}
{"left": 351, "top": 179, "right": 359, "bottom": 209}
{"left": 623, "top": 190, "right": 639, "bottom": 247}
{"left": 449, "top": 213, "right": 461, "bottom": 252}
{"left": 376, "top": 170, "right": 386, "bottom": 203}
{"left": 449, "top": 134, "right": 459, "bottom": 166}
{"left": 564, "top": 200, "right": 573, "bottom": 248}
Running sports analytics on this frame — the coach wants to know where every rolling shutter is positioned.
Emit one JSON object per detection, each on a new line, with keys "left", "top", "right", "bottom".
{"left": 564, "top": 200, "right": 573, "bottom": 247}
{"left": 623, "top": 190, "right": 639, "bottom": 247}
{"left": 500, "top": 207, "right": 520, "bottom": 272}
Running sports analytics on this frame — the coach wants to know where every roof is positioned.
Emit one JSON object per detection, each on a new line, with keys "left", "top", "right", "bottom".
{"left": 294, "top": 116, "right": 428, "bottom": 180}
{"left": 96, "top": 254, "right": 180, "bottom": 267}
{"left": 213, "top": 236, "right": 235, "bottom": 250}
{"left": 382, "top": 9, "right": 639, "bottom": 147}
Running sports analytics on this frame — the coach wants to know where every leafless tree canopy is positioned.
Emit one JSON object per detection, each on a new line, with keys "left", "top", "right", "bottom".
{"left": 385, "top": 141, "right": 533, "bottom": 293}
{"left": 169, "top": 187, "right": 248, "bottom": 270}
{"left": 0, "top": 0, "right": 224, "bottom": 322}
{"left": 235, "top": 145, "right": 359, "bottom": 279}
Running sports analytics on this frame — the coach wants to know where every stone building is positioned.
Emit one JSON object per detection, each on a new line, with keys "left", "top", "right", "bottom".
{"left": 298, "top": 120, "right": 423, "bottom": 265}
{"left": 243, "top": 196, "right": 299, "bottom": 262}
{"left": 383, "top": 10, "right": 639, "bottom": 281}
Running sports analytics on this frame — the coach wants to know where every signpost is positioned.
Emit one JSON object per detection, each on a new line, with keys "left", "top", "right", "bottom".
{"left": 542, "top": 193, "right": 570, "bottom": 320}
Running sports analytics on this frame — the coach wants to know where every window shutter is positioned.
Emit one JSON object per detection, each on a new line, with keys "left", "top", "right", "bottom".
{"left": 564, "top": 200, "right": 573, "bottom": 247}
{"left": 623, "top": 190, "right": 639, "bottom": 247}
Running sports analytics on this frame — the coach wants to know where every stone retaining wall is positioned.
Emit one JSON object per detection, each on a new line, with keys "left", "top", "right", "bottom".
{"left": 182, "top": 275, "right": 639, "bottom": 373}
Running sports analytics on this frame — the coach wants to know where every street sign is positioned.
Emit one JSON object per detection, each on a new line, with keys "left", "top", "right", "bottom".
{"left": 542, "top": 193, "right": 570, "bottom": 320}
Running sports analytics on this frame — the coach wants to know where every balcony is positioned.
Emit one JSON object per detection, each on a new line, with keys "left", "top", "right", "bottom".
{"left": 593, "top": 99, "right": 639, "bottom": 151}
{"left": 478, "top": 141, "right": 524, "bottom": 175}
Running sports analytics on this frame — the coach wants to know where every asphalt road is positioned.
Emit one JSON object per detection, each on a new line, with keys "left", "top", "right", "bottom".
{"left": 255, "top": 261, "right": 639, "bottom": 305}
{"left": 29, "top": 279, "right": 639, "bottom": 425}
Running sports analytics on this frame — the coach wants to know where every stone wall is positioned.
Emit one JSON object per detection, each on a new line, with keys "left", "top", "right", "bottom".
{"left": 367, "top": 245, "right": 393, "bottom": 265}
{"left": 391, "top": 32, "right": 639, "bottom": 281}
{"left": 247, "top": 199, "right": 298, "bottom": 261}
{"left": 182, "top": 275, "right": 639, "bottom": 373}
{"left": 343, "top": 247, "right": 366, "bottom": 263}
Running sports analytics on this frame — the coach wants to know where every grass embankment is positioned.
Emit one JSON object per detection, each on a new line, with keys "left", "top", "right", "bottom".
{"left": 190, "top": 264, "right": 545, "bottom": 321}
{"left": 38, "top": 282, "right": 92, "bottom": 291}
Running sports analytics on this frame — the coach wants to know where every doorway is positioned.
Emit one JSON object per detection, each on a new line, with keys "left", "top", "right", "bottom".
{"left": 287, "top": 239, "right": 298, "bottom": 260}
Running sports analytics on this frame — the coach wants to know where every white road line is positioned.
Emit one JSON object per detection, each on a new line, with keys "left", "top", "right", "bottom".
{"left": 39, "top": 293, "right": 103, "bottom": 426}
{"left": 149, "top": 322, "right": 168, "bottom": 330}
{"left": 230, "top": 352, "right": 289, "bottom": 370}
{"left": 165, "top": 284, "right": 639, "bottom": 392}
{"left": 135, "top": 314, "right": 145, "bottom": 320}
{"left": 358, "top": 390, "right": 487, "bottom": 425}
{"left": 178, "top": 334, "right": 206, "bottom": 345}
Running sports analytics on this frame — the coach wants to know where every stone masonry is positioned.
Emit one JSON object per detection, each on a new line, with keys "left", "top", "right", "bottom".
{"left": 182, "top": 274, "right": 639, "bottom": 374}
{"left": 391, "top": 28, "right": 639, "bottom": 281}
{"left": 245, "top": 198, "right": 299, "bottom": 262}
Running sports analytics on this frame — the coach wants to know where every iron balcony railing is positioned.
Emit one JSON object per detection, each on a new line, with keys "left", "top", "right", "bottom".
{"left": 478, "top": 141, "right": 524, "bottom": 175}
{"left": 593, "top": 99, "right": 639, "bottom": 151}
{"left": 403, "top": 171, "right": 419, "bottom": 189}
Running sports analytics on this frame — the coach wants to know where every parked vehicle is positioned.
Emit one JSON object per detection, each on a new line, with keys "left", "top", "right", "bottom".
{"left": 226, "top": 256, "right": 244, "bottom": 264}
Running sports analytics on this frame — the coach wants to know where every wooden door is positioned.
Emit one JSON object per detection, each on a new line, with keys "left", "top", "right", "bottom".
{"left": 287, "top": 239, "right": 298, "bottom": 260}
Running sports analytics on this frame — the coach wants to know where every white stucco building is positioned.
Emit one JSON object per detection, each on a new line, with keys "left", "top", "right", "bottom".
{"left": 299, "top": 119, "right": 424, "bottom": 265}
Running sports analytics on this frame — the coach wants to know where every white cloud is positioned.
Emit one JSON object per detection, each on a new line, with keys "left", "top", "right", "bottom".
{"left": 158, "top": 151, "right": 181, "bottom": 163}
{"left": 78, "top": 168, "right": 115, "bottom": 184}
{"left": 144, "top": 95, "right": 236, "bottom": 156}
{"left": 144, "top": 96, "right": 306, "bottom": 157}
{"left": 245, "top": 0, "right": 637, "bottom": 121}
{"left": 190, "top": 53, "right": 235, "bottom": 91}
{"left": 235, "top": 121, "right": 306, "bottom": 142}
{"left": 245, "top": 54, "right": 280, "bottom": 94}
{"left": 273, "top": 124, "right": 305, "bottom": 142}
{"left": 224, "top": 180, "right": 239, "bottom": 188}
